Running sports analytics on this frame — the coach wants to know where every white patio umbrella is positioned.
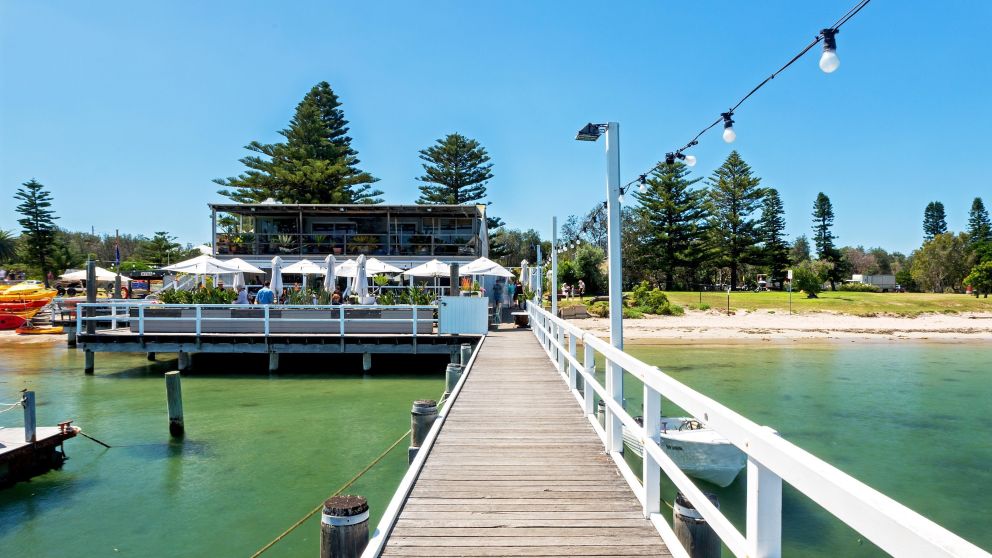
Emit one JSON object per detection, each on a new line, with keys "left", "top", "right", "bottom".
{"left": 459, "top": 257, "right": 514, "bottom": 278}
{"left": 223, "top": 258, "right": 264, "bottom": 274}
{"left": 60, "top": 266, "right": 131, "bottom": 282}
{"left": 323, "top": 254, "right": 337, "bottom": 293}
{"left": 163, "top": 255, "right": 240, "bottom": 275}
{"left": 401, "top": 259, "right": 451, "bottom": 278}
{"left": 270, "top": 256, "right": 284, "bottom": 299}
{"left": 346, "top": 254, "right": 369, "bottom": 302}
{"left": 366, "top": 258, "right": 402, "bottom": 275}
{"left": 334, "top": 259, "right": 359, "bottom": 278}
{"left": 282, "top": 259, "right": 324, "bottom": 291}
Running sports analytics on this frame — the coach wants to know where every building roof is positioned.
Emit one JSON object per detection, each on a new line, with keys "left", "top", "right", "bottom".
{"left": 208, "top": 203, "right": 486, "bottom": 217}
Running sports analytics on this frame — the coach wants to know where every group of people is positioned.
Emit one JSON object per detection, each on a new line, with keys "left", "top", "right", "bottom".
{"left": 230, "top": 281, "right": 345, "bottom": 305}
{"left": 561, "top": 279, "right": 585, "bottom": 299}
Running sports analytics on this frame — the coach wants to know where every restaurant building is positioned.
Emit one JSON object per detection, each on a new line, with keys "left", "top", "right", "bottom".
{"left": 209, "top": 202, "right": 489, "bottom": 270}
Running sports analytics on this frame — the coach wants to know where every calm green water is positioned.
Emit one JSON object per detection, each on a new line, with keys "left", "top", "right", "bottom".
{"left": 2, "top": 342, "right": 990, "bottom": 556}
{"left": 0, "top": 346, "right": 443, "bottom": 557}
{"left": 619, "top": 342, "right": 992, "bottom": 556}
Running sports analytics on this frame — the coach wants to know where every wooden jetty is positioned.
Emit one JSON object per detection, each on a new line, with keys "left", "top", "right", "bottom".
{"left": 376, "top": 328, "right": 671, "bottom": 557}
{"left": 0, "top": 424, "right": 79, "bottom": 488}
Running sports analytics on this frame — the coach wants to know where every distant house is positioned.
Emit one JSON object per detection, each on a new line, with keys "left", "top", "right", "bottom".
{"left": 209, "top": 203, "right": 488, "bottom": 270}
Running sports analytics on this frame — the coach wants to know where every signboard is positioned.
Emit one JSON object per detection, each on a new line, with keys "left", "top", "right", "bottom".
{"left": 787, "top": 269, "right": 793, "bottom": 281}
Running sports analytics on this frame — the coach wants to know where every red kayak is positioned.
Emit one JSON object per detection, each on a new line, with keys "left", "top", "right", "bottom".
{"left": 0, "top": 314, "right": 27, "bottom": 330}
{"left": 0, "top": 300, "right": 49, "bottom": 312}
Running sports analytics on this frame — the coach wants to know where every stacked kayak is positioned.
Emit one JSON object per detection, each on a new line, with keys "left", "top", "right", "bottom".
{"left": 0, "top": 314, "right": 27, "bottom": 330}
{"left": 0, "top": 281, "right": 57, "bottom": 328}
{"left": 0, "top": 281, "right": 58, "bottom": 302}
{"left": 0, "top": 299, "right": 50, "bottom": 319}
{"left": 15, "top": 325, "right": 64, "bottom": 335}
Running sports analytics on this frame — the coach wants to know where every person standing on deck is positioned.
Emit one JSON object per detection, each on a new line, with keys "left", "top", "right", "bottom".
{"left": 255, "top": 281, "right": 275, "bottom": 305}
{"left": 234, "top": 286, "right": 248, "bottom": 304}
{"left": 507, "top": 280, "right": 517, "bottom": 308}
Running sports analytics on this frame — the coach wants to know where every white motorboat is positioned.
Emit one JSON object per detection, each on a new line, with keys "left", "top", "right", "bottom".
{"left": 622, "top": 417, "right": 746, "bottom": 487}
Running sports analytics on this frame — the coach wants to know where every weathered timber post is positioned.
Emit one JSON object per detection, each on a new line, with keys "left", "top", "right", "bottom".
{"left": 65, "top": 323, "right": 76, "bottom": 347}
{"left": 362, "top": 352, "right": 372, "bottom": 372}
{"left": 147, "top": 352, "right": 156, "bottom": 361}
{"left": 177, "top": 351, "right": 191, "bottom": 372}
{"left": 409, "top": 399, "right": 438, "bottom": 463}
{"left": 673, "top": 491, "right": 720, "bottom": 558}
{"left": 597, "top": 399, "right": 606, "bottom": 428}
{"left": 445, "top": 363, "right": 462, "bottom": 395}
{"left": 165, "top": 371, "right": 184, "bottom": 437}
{"left": 268, "top": 351, "right": 279, "bottom": 373}
{"left": 84, "top": 350, "right": 95, "bottom": 375}
{"left": 85, "top": 259, "right": 96, "bottom": 334}
{"left": 320, "top": 495, "right": 369, "bottom": 558}
{"left": 459, "top": 343, "right": 472, "bottom": 366}
{"left": 23, "top": 390, "right": 36, "bottom": 443}
{"left": 449, "top": 346, "right": 460, "bottom": 364}
{"left": 449, "top": 263, "right": 460, "bottom": 296}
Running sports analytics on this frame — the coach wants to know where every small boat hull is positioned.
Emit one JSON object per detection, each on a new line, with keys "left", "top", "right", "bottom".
{"left": 623, "top": 417, "right": 746, "bottom": 487}
{"left": 16, "top": 326, "right": 64, "bottom": 335}
{"left": 0, "top": 314, "right": 28, "bottom": 330}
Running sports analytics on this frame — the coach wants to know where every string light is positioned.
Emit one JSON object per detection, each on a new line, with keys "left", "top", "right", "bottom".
{"left": 617, "top": 0, "right": 870, "bottom": 188}
{"left": 638, "top": 175, "right": 648, "bottom": 194}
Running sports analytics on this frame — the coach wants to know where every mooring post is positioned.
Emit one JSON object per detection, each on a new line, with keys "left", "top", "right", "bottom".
{"left": 449, "top": 346, "right": 460, "bottom": 364}
{"left": 65, "top": 323, "right": 76, "bottom": 347}
{"left": 178, "top": 351, "right": 190, "bottom": 372}
{"left": 165, "top": 371, "right": 184, "bottom": 438}
{"left": 409, "top": 399, "right": 438, "bottom": 463}
{"left": 449, "top": 263, "right": 460, "bottom": 296}
{"left": 84, "top": 350, "right": 95, "bottom": 375}
{"left": 268, "top": 351, "right": 279, "bottom": 373}
{"left": 673, "top": 491, "right": 721, "bottom": 558}
{"left": 320, "top": 495, "right": 369, "bottom": 558}
{"left": 597, "top": 398, "right": 606, "bottom": 428}
{"left": 147, "top": 352, "right": 156, "bottom": 361}
{"left": 444, "top": 363, "right": 462, "bottom": 395}
{"left": 459, "top": 343, "right": 472, "bottom": 366}
{"left": 85, "top": 258, "right": 96, "bottom": 335}
{"left": 22, "top": 390, "right": 36, "bottom": 443}
{"left": 362, "top": 352, "right": 372, "bottom": 372}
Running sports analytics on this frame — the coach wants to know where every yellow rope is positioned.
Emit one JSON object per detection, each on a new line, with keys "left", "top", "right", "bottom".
{"left": 249, "top": 390, "right": 449, "bottom": 558}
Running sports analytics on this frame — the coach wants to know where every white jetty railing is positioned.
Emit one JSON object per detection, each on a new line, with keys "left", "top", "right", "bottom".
{"left": 75, "top": 302, "right": 436, "bottom": 337}
{"left": 527, "top": 303, "right": 989, "bottom": 558}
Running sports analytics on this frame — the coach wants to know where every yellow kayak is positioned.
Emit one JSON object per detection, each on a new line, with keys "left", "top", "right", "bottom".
{"left": 0, "top": 281, "right": 58, "bottom": 302}
{"left": 16, "top": 325, "right": 64, "bottom": 335}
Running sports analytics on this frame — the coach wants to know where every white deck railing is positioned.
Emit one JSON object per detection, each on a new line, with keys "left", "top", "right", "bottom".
{"left": 75, "top": 302, "right": 436, "bottom": 337}
{"left": 527, "top": 303, "right": 989, "bottom": 558}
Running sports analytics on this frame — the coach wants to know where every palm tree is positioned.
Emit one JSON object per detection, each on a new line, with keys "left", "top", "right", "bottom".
{"left": 0, "top": 230, "right": 16, "bottom": 263}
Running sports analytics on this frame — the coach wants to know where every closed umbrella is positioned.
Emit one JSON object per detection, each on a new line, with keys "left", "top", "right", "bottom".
{"left": 270, "top": 256, "right": 283, "bottom": 301}
{"left": 346, "top": 254, "right": 369, "bottom": 302}
{"left": 323, "top": 254, "right": 336, "bottom": 294}
{"left": 519, "top": 260, "right": 529, "bottom": 290}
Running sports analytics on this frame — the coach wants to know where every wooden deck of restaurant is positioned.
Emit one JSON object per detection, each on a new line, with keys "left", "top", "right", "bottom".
{"left": 378, "top": 328, "right": 670, "bottom": 557}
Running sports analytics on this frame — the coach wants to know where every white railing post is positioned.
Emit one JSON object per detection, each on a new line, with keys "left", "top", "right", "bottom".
{"left": 746, "top": 453, "right": 783, "bottom": 558}
{"left": 567, "top": 333, "right": 577, "bottom": 391}
{"left": 339, "top": 305, "right": 345, "bottom": 335}
{"left": 643, "top": 385, "right": 662, "bottom": 519}
{"left": 605, "top": 359, "right": 623, "bottom": 453}
{"left": 583, "top": 340, "right": 595, "bottom": 418}
{"left": 195, "top": 305, "right": 202, "bottom": 336}
{"left": 264, "top": 304, "right": 270, "bottom": 337}
{"left": 76, "top": 303, "right": 82, "bottom": 333}
{"left": 111, "top": 303, "right": 118, "bottom": 330}
{"left": 412, "top": 305, "right": 417, "bottom": 338}
{"left": 556, "top": 323, "right": 565, "bottom": 374}
{"left": 138, "top": 304, "right": 145, "bottom": 336}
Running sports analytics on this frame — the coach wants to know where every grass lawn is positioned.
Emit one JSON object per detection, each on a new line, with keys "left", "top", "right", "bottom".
{"left": 557, "top": 291, "right": 992, "bottom": 316}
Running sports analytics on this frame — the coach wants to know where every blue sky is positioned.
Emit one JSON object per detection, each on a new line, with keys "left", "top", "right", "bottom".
{"left": 2, "top": 1, "right": 989, "bottom": 254}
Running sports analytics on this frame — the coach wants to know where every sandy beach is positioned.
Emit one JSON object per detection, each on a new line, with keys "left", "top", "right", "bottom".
{"left": 578, "top": 310, "right": 992, "bottom": 342}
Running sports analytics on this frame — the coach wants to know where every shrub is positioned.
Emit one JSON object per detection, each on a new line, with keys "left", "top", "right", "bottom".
{"left": 587, "top": 301, "right": 609, "bottom": 317}
{"left": 793, "top": 260, "right": 832, "bottom": 298}
{"left": 629, "top": 281, "right": 683, "bottom": 315}
{"left": 698, "top": 303, "right": 710, "bottom": 311}
{"left": 838, "top": 282, "right": 881, "bottom": 293}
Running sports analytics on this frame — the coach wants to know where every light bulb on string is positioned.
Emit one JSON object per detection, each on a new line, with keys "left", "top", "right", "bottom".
{"left": 721, "top": 112, "right": 736, "bottom": 143}
{"left": 618, "top": 192, "right": 625, "bottom": 204}
{"left": 684, "top": 155, "right": 697, "bottom": 166}
{"left": 638, "top": 175, "right": 647, "bottom": 194}
{"left": 819, "top": 28, "right": 840, "bottom": 73}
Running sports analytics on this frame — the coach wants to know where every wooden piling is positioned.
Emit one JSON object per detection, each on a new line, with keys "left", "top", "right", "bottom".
{"left": 673, "top": 491, "right": 721, "bottom": 558}
{"left": 147, "top": 352, "right": 156, "bottom": 361}
{"left": 178, "top": 351, "right": 191, "bottom": 371}
{"left": 268, "top": 351, "right": 278, "bottom": 372}
{"left": 459, "top": 343, "right": 472, "bottom": 366}
{"left": 449, "top": 346, "right": 460, "bottom": 364}
{"left": 84, "top": 350, "right": 95, "bottom": 375}
{"left": 409, "top": 399, "right": 438, "bottom": 463}
{"left": 449, "top": 263, "right": 460, "bottom": 296}
{"left": 165, "top": 371, "right": 184, "bottom": 438}
{"left": 65, "top": 324, "right": 76, "bottom": 347}
{"left": 22, "top": 391, "right": 36, "bottom": 443}
{"left": 320, "top": 495, "right": 369, "bottom": 558}
{"left": 85, "top": 259, "right": 96, "bottom": 335}
{"left": 362, "top": 352, "right": 372, "bottom": 372}
{"left": 445, "top": 363, "right": 462, "bottom": 395}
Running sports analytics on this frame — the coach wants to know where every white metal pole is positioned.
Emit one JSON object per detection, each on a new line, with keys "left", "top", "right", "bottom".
{"left": 551, "top": 216, "right": 558, "bottom": 318}
{"left": 605, "top": 122, "right": 623, "bottom": 350}
{"left": 604, "top": 122, "right": 624, "bottom": 454}
{"left": 535, "top": 244, "right": 543, "bottom": 304}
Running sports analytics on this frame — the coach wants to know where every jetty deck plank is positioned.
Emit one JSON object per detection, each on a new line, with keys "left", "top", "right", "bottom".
{"left": 381, "top": 328, "right": 671, "bottom": 557}
{"left": 0, "top": 426, "right": 67, "bottom": 457}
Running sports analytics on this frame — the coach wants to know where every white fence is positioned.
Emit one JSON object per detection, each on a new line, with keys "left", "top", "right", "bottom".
{"left": 75, "top": 302, "right": 437, "bottom": 337}
{"left": 527, "top": 303, "right": 989, "bottom": 558}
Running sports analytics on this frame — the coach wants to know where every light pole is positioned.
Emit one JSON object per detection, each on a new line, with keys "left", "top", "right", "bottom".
{"left": 551, "top": 216, "right": 558, "bottom": 318}
{"left": 576, "top": 121, "right": 623, "bottom": 454}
